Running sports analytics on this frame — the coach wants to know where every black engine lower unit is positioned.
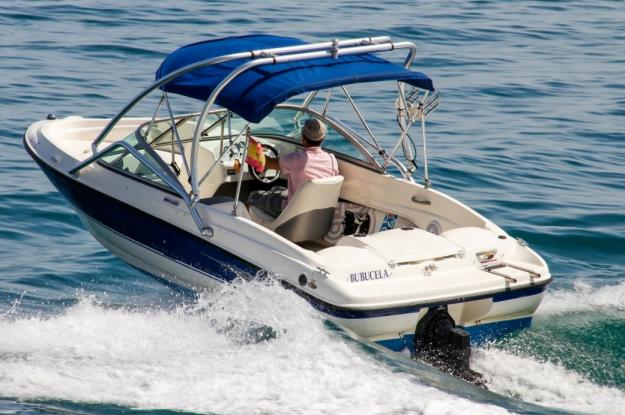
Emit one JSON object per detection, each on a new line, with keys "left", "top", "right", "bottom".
{"left": 413, "top": 307, "right": 485, "bottom": 385}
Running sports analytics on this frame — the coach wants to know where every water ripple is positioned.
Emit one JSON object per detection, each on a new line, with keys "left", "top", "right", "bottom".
{"left": 1, "top": 0, "right": 624, "bottom": 413}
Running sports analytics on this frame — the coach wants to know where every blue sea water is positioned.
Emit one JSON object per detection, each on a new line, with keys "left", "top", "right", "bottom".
{"left": 1, "top": 1, "right": 625, "bottom": 414}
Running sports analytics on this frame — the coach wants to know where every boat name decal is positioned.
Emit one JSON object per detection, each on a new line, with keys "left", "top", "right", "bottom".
{"left": 349, "top": 269, "right": 391, "bottom": 283}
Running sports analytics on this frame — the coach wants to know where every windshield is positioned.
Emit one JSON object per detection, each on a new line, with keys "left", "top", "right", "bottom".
{"left": 140, "top": 107, "right": 374, "bottom": 165}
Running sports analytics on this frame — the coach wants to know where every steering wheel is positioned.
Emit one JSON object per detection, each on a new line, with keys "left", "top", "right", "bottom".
{"left": 250, "top": 142, "right": 281, "bottom": 184}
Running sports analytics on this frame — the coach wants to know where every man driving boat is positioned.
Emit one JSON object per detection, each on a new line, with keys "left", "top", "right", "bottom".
{"left": 248, "top": 118, "right": 339, "bottom": 217}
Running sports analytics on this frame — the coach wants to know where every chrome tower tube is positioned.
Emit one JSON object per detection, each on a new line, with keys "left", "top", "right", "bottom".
{"left": 189, "top": 41, "right": 417, "bottom": 200}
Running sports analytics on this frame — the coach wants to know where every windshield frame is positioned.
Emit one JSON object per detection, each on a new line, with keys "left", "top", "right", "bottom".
{"left": 135, "top": 104, "right": 386, "bottom": 171}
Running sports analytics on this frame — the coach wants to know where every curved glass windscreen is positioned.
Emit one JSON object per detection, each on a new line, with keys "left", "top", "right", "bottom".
{"left": 97, "top": 133, "right": 179, "bottom": 190}
{"left": 139, "top": 107, "right": 373, "bottom": 164}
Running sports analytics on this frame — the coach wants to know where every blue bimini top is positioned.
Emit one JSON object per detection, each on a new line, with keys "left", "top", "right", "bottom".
{"left": 156, "top": 34, "right": 434, "bottom": 123}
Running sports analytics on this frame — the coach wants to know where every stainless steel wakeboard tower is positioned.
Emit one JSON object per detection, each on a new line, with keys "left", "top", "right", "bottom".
{"left": 70, "top": 35, "right": 439, "bottom": 235}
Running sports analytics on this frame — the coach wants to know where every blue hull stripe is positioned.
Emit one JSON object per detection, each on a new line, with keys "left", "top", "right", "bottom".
{"left": 83, "top": 209, "right": 229, "bottom": 283}
{"left": 377, "top": 317, "right": 533, "bottom": 352}
{"left": 27, "top": 147, "right": 259, "bottom": 282}
{"left": 283, "top": 281, "right": 547, "bottom": 320}
{"left": 492, "top": 285, "right": 545, "bottom": 302}
{"left": 461, "top": 317, "right": 532, "bottom": 344}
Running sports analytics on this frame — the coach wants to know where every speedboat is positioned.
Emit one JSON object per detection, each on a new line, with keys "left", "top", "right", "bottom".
{"left": 24, "top": 35, "right": 551, "bottom": 377}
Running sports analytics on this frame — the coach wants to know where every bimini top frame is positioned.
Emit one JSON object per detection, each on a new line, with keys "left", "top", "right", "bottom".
{"left": 80, "top": 34, "right": 436, "bottom": 234}
{"left": 155, "top": 34, "right": 433, "bottom": 124}
{"left": 156, "top": 35, "right": 432, "bottom": 201}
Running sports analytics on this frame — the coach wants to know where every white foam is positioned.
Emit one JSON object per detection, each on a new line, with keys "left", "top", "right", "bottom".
{"left": 538, "top": 280, "right": 625, "bottom": 315}
{"left": 0, "top": 280, "right": 506, "bottom": 415}
{"left": 473, "top": 347, "right": 625, "bottom": 414}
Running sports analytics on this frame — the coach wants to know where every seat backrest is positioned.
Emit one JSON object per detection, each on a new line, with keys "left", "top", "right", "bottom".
{"left": 177, "top": 145, "right": 224, "bottom": 198}
{"left": 270, "top": 175, "right": 344, "bottom": 243}
{"left": 196, "top": 147, "right": 226, "bottom": 198}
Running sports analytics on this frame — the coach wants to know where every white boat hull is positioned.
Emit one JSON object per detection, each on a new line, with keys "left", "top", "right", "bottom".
{"left": 79, "top": 205, "right": 546, "bottom": 351}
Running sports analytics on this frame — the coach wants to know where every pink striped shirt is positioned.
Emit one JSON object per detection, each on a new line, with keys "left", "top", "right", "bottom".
{"left": 279, "top": 147, "right": 339, "bottom": 202}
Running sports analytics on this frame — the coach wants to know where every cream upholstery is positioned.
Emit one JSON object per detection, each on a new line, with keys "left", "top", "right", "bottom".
{"left": 177, "top": 145, "right": 225, "bottom": 198}
{"left": 249, "top": 175, "right": 344, "bottom": 243}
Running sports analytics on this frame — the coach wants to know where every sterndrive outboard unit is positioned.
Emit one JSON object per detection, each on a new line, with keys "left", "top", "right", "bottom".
{"left": 413, "top": 307, "right": 485, "bottom": 386}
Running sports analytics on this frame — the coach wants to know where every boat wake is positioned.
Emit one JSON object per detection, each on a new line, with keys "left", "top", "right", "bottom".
{"left": 472, "top": 281, "right": 625, "bottom": 414}
{"left": 0, "top": 279, "right": 507, "bottom": 415}
{"left": 538, "top": 280, "right": 625, "bottom": 315}
{"left": 473, "top": 347, "right": 625, "bottom": 414}
{"left": 0, "top": 279, "right": 623, "bottom": 414}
